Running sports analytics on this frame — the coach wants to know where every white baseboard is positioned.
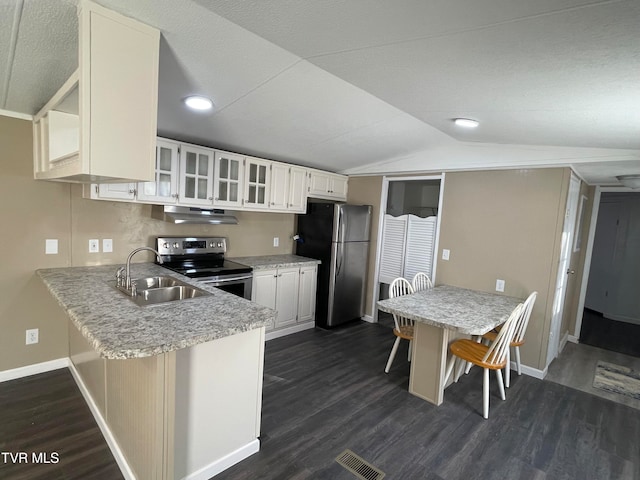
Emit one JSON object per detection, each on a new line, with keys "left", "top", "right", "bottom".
{"left": 362, "top": 315, "right": 374, "bottom": 323}
{"left": 181, "top": 439, "right": 259, "bottom": 480}
{"left": 68, "top": 362, "right": 137, "bottom": 480}
{"left": 265, "top": 321, "right": 314, "bottom": 341}
{"left": 0, "top": 358, "right": 69, "bottom": 383}
{"left": 509, "top": 361, "right": 547, "bottom": 380}
{"left": 568, "top": 335, "right": 579, "bottom": 344}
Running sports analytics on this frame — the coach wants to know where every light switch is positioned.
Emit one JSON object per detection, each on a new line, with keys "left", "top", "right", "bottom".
{"left": 273, "top": 237, "right": 279, "bottom": 247}
{"left": 496, "top": 279, "right": 505, "bottom": 292}
{"left": 442, "top": 249, "right": 450, "bottom": 260}
{"left": 45, "top": 239, "right": 58, "bottom": 255}
{"left": 103, "top": 239, "right": 113, "bottom": 253}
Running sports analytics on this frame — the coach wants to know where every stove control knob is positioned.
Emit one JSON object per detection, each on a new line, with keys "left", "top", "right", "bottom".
{"left": 163, "top": 242, "right": 169, "bottom": 248}
{"left": 217, "top": 242, "right": 223, "bottom": 248}
{"left": 173, "top": 242, "right": 180, "bottom": 249}
{"left": 209, "top": 242, "right": 215, "bottom": 248}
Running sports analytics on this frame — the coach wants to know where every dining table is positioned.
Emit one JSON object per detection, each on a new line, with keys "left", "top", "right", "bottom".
{"left": 377, "top": 284, "right": 522, "bottom": 405}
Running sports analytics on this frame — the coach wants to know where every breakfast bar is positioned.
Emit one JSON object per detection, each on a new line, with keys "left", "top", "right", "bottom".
{"left": 38, "top": 263, "right": 276, "bottom": 480}
{"left": 377, "top": 285, "right": 521, "bottom": 405}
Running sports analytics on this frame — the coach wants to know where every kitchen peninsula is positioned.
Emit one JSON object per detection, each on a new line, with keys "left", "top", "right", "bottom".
{"left": 38, "top": 263, "right": 275, "bottom": 480}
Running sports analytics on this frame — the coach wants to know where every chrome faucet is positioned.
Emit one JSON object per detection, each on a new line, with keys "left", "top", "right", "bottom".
{"left": 119, "top": 247, "right": 164, "bottom": 294}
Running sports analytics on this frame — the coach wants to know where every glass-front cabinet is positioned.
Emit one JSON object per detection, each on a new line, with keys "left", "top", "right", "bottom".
{"left": 214, "top": 151, "right": 244, "bottom": 208}
{"left": 244, "top": 158, "right": 270, "bottom": 209}
{"left": 137, "top": 138, "right": 179, "bottom": 204}
{"left": 179, "top": 145, "right": 214, "bottom": 206}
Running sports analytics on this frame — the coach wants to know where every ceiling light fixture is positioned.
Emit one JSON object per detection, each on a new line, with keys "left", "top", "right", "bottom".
{"left": 184, "top": 95, "right": 213, "bottom": 111}
{"left": 616, "top": 175, "right": 640, "bottom": 189}
{"left": 454, "top": 118, "right": 479, "bottom": 128}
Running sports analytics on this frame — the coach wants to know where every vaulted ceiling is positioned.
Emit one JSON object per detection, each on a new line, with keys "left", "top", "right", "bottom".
{"left": 1, "top": 0, "right": 639, "bottom": 185}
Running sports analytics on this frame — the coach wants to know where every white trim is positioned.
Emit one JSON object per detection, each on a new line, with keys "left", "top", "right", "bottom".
{"left": 180, "top": 439, "right": 259, "bottom": 480}
{"left": 0, "top": 108, "right": 33, "bottom": 121}
{"left": 573, "top": 187, "right": 602, "bottom": 338}
{"left": 559, "top": 330, "right": 569, "bottom": 354}
{"left": 509, "top": 361, "right": 547, "bottom": 380}
{"left": 362, "top": 314, "right": 375, "bottom": 323}
{"left": 0, "top": 357, "right": 69, "bottom": 383}
{"left": 568, "top": 335, "right": 579, "bottom": 344}
{"left": 265, "top": 321, "right": 314, "bottom": 341}
{"left": 68, "top": 361, "right": 137, "bottom": 480}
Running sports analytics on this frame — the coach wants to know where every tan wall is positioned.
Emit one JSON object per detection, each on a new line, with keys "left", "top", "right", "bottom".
{"left": 437, "top": 168, "right": 570, "bottom": 371}
{"left": 0, "top": 116, "right": 71, "bottom": 371}
{"left": 0, "top": 115, "right": 294, "bottom": 373}
{"left": 347, "top": 176, "right": 383, "bottom": 317}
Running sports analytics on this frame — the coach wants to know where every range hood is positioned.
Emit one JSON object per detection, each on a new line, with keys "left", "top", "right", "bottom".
{"left": 152, "top": 205, "right": 238, "bottom": 225}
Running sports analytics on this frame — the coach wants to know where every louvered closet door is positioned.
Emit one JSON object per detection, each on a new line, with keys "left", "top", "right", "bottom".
{"left": 404, "top": 216, "right": 437, "bottom": 281}
{"left": 378, "top": 215, "right": 407, "bottom": 284}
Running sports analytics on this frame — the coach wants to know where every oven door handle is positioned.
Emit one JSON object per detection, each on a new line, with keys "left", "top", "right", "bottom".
{"left": 200, "top": 273, "right": 253, "bottom": 284}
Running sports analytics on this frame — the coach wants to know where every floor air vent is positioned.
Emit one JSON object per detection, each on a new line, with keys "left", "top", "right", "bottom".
{"left": 335, "top": 449, "right": 385, "bottom": 480}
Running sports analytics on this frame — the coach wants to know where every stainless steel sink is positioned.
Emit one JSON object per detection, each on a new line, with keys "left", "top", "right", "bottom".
{"left": 132, "top": 276, "right": 181, "bottom": 289}
{"left": 135, "top": 285, "right": 209, "bottom": 305}
{"left": 115, "top": 275, "right": 211, "bottom": 306}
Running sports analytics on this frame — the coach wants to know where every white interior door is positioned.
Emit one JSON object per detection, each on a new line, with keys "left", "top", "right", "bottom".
{"left": 547, "top": 174, "right": 581, "bottom": 366}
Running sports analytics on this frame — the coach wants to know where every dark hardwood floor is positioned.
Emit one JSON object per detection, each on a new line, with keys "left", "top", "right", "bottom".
{"left": 1, "top": 320, "right": 639, "bottom": 479}
{"left": 0, "top": 369, "right": 123, "bottom": 480}
{"left": 580, "top": 308, "right": 640, "bottom": 357}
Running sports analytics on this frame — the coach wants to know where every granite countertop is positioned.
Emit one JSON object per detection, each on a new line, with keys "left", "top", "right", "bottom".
{"left": 231, "top": 254, "right": 321, "bottom": 270}
{"left": 37, "top": 263, "right": 275, "bottom": 360}
{"left": 377, "top": 285, "right": 522, "bottom": 335}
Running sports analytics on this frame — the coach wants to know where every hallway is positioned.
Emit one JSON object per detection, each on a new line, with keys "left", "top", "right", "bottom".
{"left": 546, "top": 341, "right": 640, "bottom": 410}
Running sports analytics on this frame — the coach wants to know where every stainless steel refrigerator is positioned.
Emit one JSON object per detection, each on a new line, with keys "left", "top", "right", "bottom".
{"left": 295, "top": 202, "right": 372, "bottom": 328}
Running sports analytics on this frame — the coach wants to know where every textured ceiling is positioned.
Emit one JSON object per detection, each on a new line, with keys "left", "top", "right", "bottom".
{"left": 1, "top": 0, "right": 639, "bottom": 185}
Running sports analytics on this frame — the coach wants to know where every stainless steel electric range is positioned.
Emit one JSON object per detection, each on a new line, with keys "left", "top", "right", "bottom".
{"left": 156, "top": 236, "right": 253, "bottom": 300}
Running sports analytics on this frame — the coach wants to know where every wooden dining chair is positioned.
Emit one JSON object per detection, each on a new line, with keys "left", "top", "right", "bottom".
{"left": 384, "top": 277, "right": 415, "bottom": 373}
{"left": 412, "top": 272, "right": 433, "bottom": 292}
{"left": 444, "top": 303, "right": 524, "bottom": 419}
{"left": 481, "top": 291, "right": 537, "bottom": 388}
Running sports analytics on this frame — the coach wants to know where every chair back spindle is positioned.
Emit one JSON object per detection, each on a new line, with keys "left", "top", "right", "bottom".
{"left": 412, "top": 272, "right": 433, "bottom": 292}
{"left": 483, "top": 303, "right": 524, "bottom": 366}
{"left": 513, "top": 291, "right": 537, "bottom": 344}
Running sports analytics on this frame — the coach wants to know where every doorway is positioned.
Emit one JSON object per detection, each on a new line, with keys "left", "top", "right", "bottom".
{"left": 372, "top": 175, "right": 443, "bottom": 322}
{"left": 578, "top": 191, "right": 640, "bottom": 357}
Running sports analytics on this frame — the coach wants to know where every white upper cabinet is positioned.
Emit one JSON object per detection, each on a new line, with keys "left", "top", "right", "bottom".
{"left": 243, "top": 158, "right": 271, "bottom": 210}
{"left": 288, "top": 166, "right": 308, "bottom": 212}
{"left": 33, "top": 0, "right": 159, "bottom": 183}
{"left": 269, "top": 163, "right": 290, "bottom": 210}
{"left": 307, "top": 170, "right": 348, "bottom": 201}
{"left": 214, "top": 151, "right": 244, "bottom": 208}
{"left": 94, "top": 182, "right": 137, "bottom": 201}
{"left": 179, "top": 145, "right": 215, "bottom": 207}
{"left": 137, "top": 139, "right": 180, "bottom": 204}
{"left": 269, "top": 164, "right": 308, "bottom": 212}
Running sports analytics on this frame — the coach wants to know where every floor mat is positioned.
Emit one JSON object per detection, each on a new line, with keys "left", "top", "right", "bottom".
{"left": 593, "top": 361, "right": 640, "bottom": 400}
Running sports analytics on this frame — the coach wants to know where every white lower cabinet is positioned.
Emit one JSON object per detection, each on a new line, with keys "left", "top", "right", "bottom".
{"left": 252, "top": 264, "right": 318, "bottom": 336}
{"left": 297, "top": 264, "right": 317, "bottom": 323}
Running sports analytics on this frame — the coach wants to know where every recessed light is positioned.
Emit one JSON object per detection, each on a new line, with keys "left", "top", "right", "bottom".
{"left": 184, "top": 95, "right": 213, "bottom": 111}
{"left": 454, "top": 118, "right": 479, "bottom": 128}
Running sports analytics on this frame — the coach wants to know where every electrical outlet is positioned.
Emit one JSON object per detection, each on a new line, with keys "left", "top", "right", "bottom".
{"left": 26, "top": 328, "right": 39, "bottom": 345}
{"left": 496, "top": 279, "right": 505, "bottom": 292}
{"left": 89, "top": 239, "right": 99, "bottom": 253}
{"left": 273, "top": 237, "right": 279, "bottom": 247}
{"left": 103, "top": 239, "right": 113, "bottom": 253}
{"left": 442, "top": 249, "right": 450, "bottom": 260}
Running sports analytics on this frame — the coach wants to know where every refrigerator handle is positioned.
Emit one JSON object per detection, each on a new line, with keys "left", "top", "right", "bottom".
{"left": 336, "top": 206, "right": 343, "bottom": 243}
{"left": 336, "top": 241, "right": 344, "bottom": 278}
